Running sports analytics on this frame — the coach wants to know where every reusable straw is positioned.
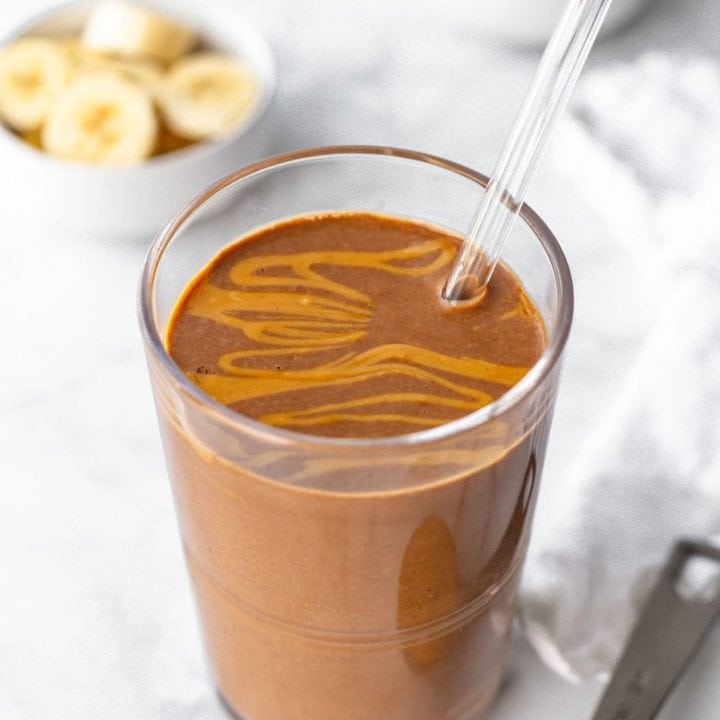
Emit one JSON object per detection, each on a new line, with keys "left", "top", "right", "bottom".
{"left": 442, "top": 0, "right": 616, "bottom": 304}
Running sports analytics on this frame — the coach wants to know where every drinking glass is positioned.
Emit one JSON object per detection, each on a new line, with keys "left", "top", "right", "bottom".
{"left": 139, "top": 146, "right": 573, "bottom": 720}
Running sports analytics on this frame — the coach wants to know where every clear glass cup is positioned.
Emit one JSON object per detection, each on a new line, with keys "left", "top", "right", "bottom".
{"left": 139, "top": 146, "right": 573, "bottom": 720}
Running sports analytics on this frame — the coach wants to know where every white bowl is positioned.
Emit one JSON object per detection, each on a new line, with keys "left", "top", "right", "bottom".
{"left": 475, "top": 0, "right": 655, "bottom": 45}
{"left": 0, "top": 0, "right": 276, "bottom": 238}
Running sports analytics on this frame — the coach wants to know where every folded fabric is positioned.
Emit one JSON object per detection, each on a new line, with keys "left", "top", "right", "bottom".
{"left": 520, "top": 53, "right": 720, "bottom": 681}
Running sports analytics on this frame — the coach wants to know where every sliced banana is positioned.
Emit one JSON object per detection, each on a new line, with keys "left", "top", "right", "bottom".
{"left": 42, "top": 71, "right": 157, "bottom": 165}
{"left": 0, "top": 37, "right": 72, "bottom": 131}
{"left": 158, "top": 53, "right": 257, "bottom": 140}
{"left": 77, "top": 53, "right": 163, "bottom": 98}
{"left": 81, "top": 1, "right": 196, "bottom": 64}
{"left": 59, "top": 36, "right": 164, "bottom": 98}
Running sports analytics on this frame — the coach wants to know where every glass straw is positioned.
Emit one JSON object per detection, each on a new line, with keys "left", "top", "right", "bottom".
{"left": 442, "top": 0, "right": 616, "bottom": 304}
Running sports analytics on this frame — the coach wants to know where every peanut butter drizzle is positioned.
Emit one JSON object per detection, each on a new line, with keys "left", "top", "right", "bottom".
{"left": 168, "top": 213, "right": 543, "bottom": 435}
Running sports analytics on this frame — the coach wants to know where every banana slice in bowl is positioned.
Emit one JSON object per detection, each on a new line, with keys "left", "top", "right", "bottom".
{"left": 0, "top": 37, "right": 73, "bottom": 131}
{"left": 158, "top": 53, "right": 257, "bottom": 140}
{"left": 69, "top": 48, "right": 164, "bottom": 99}
{"left": 81, "top": 0, "right": 196, "bottom": 63}
{"left": 42, "top": 71, "right": 158, "bottom": 165}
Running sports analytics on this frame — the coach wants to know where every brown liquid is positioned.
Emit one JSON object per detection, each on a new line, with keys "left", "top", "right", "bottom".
{"left": 168, "top": 212, "right": 544, "bottom": 438}
{"left": 161, "top": 212, "right": 549, "bottom": 719}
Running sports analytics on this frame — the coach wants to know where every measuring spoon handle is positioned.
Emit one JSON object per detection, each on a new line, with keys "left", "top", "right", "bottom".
{"left": 592, "top": 539, "right": 720, "bottom": 720}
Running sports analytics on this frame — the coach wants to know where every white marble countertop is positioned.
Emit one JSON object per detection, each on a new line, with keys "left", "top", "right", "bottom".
{"left": 2, "top": 1, "right": 720, "bottom": 718}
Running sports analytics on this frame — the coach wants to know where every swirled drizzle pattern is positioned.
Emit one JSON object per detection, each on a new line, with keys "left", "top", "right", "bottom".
{"left": 169, "top": 214, "right": 542, "bottom": 435}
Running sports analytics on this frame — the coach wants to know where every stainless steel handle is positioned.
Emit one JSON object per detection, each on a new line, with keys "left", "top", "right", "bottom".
{"left": 591, "top": 539, "right": 720, "bottom": 720}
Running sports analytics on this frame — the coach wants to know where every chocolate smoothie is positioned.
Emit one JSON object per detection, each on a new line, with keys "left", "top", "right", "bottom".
{"left": 159, "top": 212, "right": 549, "bottom": 719}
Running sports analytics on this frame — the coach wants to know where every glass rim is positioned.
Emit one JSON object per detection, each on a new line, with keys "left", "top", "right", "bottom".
{"left": 138, "top": 145, "right": 574, "bottom": 452}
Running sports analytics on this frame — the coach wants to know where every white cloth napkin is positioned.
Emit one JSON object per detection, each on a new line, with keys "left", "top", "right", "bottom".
{"left": 520, "top": 53, "right": 720, "bottom": 682}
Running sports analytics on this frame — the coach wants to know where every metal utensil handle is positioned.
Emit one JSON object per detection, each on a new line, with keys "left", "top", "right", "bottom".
{"left": 592, "top": 539, "right": 720, "bottom": 720}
